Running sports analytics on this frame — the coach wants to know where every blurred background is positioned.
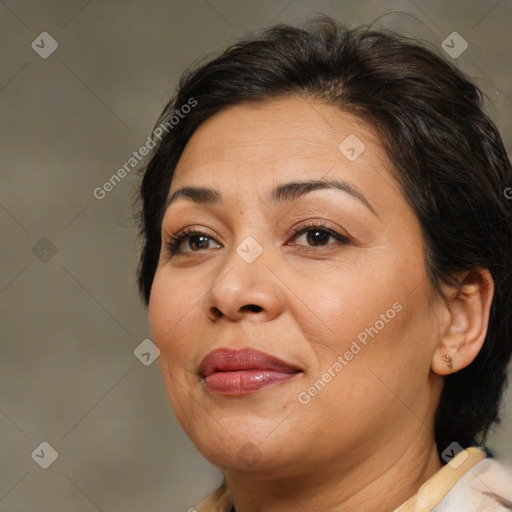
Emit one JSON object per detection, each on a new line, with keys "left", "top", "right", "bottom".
{"left": 1, "top": 1, "right": 511, "bottom": 510}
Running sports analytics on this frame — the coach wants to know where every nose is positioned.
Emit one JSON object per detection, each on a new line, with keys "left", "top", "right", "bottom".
{"left": 209, "top": 302, "right": 263, "bottom": 321}
{"left": 202, "top": 244, "right": 284, "bottom": 323}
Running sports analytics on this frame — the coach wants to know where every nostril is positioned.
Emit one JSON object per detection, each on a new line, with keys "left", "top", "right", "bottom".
{"left": 210, "top": 307, "right": 223, "bottom": 319}
{"left": 241, "top": 304, "right": 262, "bottom": 313}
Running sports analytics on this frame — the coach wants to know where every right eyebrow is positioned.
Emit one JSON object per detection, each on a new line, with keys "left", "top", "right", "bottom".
{"left": 165, "top": 186, "right": 220, "bottom": 209}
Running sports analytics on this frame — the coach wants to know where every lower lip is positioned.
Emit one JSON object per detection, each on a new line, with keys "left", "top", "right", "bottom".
{"left": 204, "top": 370, "right": 299, "bottom": 395}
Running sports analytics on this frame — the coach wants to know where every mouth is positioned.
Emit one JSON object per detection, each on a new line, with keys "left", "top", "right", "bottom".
{"left": 198, "top": 347, "right": 303, "bottom": 396}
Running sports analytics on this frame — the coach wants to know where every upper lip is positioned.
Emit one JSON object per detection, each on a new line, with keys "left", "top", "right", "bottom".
{"left": 198, "top": 347, "right": 302, "bottom": 377}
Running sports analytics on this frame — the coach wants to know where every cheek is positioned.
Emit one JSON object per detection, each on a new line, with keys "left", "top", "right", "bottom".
{"left": 148, "top": 269, "right": 201, "bottom": 364}
{"left": 294, "top": 257, "right": 434, "bottom": 394}
{"left": 298, "top": 297, "right": 430, "bottom": 439}
{"left": 292, "top": 264, "right": 401, "bottom": 356}
{"left": 149, "top": 270, "right": 205, "bottom": 425}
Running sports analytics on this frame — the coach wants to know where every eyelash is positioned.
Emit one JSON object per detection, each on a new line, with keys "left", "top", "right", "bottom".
{"left": 165, "top": 221, "right": 351, "bottom": 257}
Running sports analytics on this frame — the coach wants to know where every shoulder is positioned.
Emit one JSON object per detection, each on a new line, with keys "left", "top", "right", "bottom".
{"left": 434, "top": 456, "right": 512, "bottom": 511}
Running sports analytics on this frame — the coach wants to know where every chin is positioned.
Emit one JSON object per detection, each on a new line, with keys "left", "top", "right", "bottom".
{"left": 197, "top": 440, "right": 285, "bottom": 473}
{"left": 190, "top": 421, "right": 294, "bottom": 471}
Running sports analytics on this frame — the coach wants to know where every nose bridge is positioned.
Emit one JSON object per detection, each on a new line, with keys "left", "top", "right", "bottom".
{"left": 202, "top": 229, "right": 282, "bottom": 321}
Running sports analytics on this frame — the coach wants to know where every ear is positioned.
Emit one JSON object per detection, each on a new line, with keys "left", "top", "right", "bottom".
{"left": 431, "top": 268, "right": 494, "bottom": 375}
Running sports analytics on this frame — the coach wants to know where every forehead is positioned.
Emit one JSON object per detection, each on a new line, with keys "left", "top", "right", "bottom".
{"left": 177, "top": 97, "right": 382, "bottom": 169}
{"left": 170, "top": 97, "right": 401, "bottom": 216}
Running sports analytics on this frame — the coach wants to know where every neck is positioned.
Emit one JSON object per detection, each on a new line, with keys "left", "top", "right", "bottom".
{"left": 225, "top": 434, "right": 443, "bottom": 512}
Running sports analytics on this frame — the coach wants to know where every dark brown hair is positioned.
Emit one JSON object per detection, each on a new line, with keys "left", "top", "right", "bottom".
{"left": 137, "top": 15, "right": 512, "bottom": 461}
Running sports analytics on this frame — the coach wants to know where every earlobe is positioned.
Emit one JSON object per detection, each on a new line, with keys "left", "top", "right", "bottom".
{"left": 442, "top": 354, "right": 454, "bottom": 370}
{"left": 431, "top": 269, "right": 494, "bottom": 376}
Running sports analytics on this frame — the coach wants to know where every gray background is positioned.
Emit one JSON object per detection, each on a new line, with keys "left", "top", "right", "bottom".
{"left": 1, "top": 1, "right": 511, "bottom": 511}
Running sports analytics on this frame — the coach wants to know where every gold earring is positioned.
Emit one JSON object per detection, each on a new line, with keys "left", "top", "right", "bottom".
{"left": 443, "top": 354, "right": 453, "bottom": 370}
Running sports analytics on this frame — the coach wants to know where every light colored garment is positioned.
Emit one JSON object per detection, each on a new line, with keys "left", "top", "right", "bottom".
{"left": 396, "top": 447, "right": 512, "bottom": 511}
{"left": 195, "top": 447, "right": 512, "bottom": 512}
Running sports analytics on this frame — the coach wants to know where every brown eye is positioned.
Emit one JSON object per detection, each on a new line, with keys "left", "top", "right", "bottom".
{"left": 290, "top": 223, "right": 350, "bottom": 248}
{"left": 166, "top": 230, "right": 222, "bottom": 256}
{"left": 302, "top": 229, "right": 331, "bottom": 246}
{"left": 187, "top": 235, "right": 212, "bottom": 251}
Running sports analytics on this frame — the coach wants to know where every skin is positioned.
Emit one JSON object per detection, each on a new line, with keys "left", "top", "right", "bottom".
{"left": 149, "top": 96, "right": 494, "bottom": 512}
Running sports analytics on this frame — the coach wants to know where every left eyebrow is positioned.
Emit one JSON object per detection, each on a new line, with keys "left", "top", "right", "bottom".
{"left": 270, "top": 178, "right": 378, "bottom": 217}
{"left": 164, "top": 178, "right": 379, "bottom": 218}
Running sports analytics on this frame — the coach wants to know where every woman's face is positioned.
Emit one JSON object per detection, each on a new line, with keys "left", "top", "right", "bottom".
{"left": 149, "top": 97, "right": 444, "bottom": 475}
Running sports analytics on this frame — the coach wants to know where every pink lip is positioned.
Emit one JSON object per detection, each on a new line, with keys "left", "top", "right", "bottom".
{"left": 198, "top": 348, "right": 302, "bottom": 395}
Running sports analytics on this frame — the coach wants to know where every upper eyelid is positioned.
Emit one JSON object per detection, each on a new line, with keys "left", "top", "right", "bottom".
{"left": 168, "top": 221, "right": 341, "bottom": 240}
{"left": 166, "top": 222, "right": 348, "bottom": 253}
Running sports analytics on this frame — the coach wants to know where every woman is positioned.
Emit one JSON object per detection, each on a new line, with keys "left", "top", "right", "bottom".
{"left": 136, "top": 16, "right": 512, "bottom": 511}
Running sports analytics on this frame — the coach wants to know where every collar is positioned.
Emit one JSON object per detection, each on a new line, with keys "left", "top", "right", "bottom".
{"left": 195, "top": 447, "right": 487, "bottom": 512}
{"left": 393, "top": 446, "right": 486, "bottom": 511}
